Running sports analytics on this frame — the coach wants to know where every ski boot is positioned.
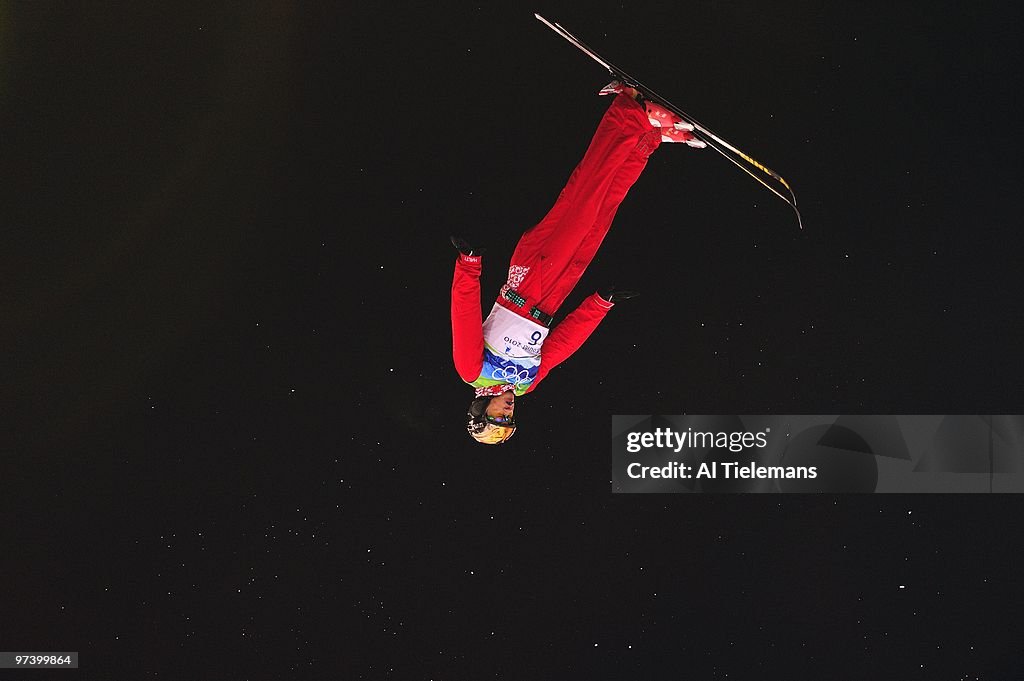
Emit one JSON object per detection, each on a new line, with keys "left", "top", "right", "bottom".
{"left": 599, "top": 80, "right": 706, "bottom": 148}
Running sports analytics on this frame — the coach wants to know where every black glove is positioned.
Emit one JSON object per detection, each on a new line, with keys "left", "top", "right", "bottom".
{"left": 599, "top": 286, "right": 640, "bottom": 303}
{"left": 450, "top": 235, "right": 485, "bottom": 257}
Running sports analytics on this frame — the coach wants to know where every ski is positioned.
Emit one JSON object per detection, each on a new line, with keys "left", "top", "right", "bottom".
{"left": 535, "top": 14, "right": 803, "bottom": 230}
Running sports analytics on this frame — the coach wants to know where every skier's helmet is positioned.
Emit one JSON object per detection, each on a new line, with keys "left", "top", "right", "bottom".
{"left": 466, "top": 396, "right": 516, "bottom": 445}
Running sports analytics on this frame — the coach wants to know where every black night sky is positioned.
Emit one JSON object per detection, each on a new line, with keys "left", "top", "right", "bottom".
{"left": 3, "top": 2, "right": 1023, "bottom": 678}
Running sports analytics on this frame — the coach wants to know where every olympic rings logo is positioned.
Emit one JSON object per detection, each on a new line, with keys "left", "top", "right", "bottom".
{"left": 491, "top": 365, "right": 531, "bottom": 386}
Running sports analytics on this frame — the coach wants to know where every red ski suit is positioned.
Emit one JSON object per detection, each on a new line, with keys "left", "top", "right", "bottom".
{"left": 451, "top": 93, "right": 660, "bottom": 395}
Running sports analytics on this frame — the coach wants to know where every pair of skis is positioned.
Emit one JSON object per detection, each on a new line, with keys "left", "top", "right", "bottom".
{"left": 536, "top": 14, "right": 803, "bottom": 230}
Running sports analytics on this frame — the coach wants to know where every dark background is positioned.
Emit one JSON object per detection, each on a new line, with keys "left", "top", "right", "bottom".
{"left": 3, "top": 1, "right": 1022, "bottom": 678}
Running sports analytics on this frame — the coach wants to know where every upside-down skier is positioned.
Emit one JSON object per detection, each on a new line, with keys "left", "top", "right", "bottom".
{"left": 452, "top": 82, "right": 705, "bottom": 444}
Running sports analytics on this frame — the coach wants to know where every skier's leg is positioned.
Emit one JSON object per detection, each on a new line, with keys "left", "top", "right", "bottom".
{"left": 535, "top": 133, "right": 658, "bottom": 312}
{"left": 505, "top": 93, "right": 657, "bottom": 309}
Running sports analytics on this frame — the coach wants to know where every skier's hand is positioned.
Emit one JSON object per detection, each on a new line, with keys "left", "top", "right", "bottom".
{"left": 599, "top": 287, "right": 639, "bottom": 303}
{"left": 451, "top": 235, "right": 485, "bottom": 257}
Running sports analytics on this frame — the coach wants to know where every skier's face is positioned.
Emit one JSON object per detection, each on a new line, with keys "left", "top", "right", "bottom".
{"left": 485, "top": 391, "right": 516, "bottom": 420}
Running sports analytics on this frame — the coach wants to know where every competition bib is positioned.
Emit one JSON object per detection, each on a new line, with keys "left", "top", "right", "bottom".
{"left": 477, "top": 304, "right": 549, "bottom": 394}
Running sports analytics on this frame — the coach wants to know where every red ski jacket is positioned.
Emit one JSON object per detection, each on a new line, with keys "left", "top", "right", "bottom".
{"left": 451, "top": 253, "right": 613, "bottom": 395}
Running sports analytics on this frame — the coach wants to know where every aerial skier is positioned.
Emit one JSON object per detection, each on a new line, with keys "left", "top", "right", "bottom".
{"left": 451, "top": 82, "right": 705, "bottom": 444}
{"left": 452, "top": 16, "right": 800, "bottom": 445}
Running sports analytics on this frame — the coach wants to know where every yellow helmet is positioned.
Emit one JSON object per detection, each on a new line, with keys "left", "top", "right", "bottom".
{"left": 466, "top": 396, "right": 516, "bottom": 445}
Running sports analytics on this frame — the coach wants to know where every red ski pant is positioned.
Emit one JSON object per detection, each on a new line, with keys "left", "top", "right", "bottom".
{"left": 503, "top": 93, "right": 660, "bottom": 316}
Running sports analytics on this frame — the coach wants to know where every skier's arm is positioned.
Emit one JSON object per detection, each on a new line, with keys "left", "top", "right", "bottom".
{"left": 451, "top": 253, "right": 485, "bottom": 383}
{"left": 527, "top": 293, "right": 614, "bottom": 392}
